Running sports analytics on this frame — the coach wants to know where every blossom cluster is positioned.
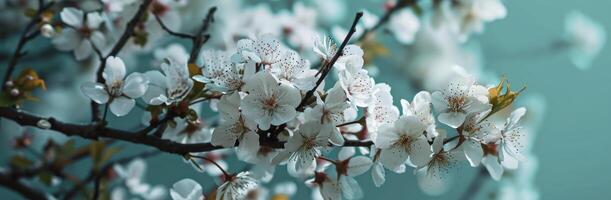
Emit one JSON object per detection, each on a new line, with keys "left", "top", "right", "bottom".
{"left": 5, "top": 0, "right": 603, "bottom": 199}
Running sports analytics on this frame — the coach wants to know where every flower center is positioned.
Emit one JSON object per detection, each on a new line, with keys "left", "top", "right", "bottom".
{"left": 108, "top": 80, "right": 123, "bottom": 97}
{"left": 396, "top": 134, "right": 412, "bottom": 151}
{"left": 262, "top": 96, "right": 278, "bottom": 111}
{"left": 79, "top": 27, "right": 92, "bottom": 38}
{"left": 447, "top": 96, "right": 466, "bottom": 112}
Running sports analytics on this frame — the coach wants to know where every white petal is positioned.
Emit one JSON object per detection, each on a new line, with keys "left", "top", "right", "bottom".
{"left": 463, "top": 140, "right": 484, "bottom": 167}
{"left": 211, "top": 124, "right": 238, "bottom": 147}
{"left": 408, "top": 138, "right": 432, "bottom": 167}
{"left": 338, "top": 147, "right": 355, "bottom": 161}
{"left": 237, "top": 133, "right": 260, "bottom": 160}
{"left": 170, "top": 179, "right": 203, "bottom": 200}
{"left": 371, "top": 163, "right": 386, "bottom": 187}
{"left": 123, "top": 72, "right": 149, "bottom": 98}
{"left": 482, "top": 155, "right": 504, "bottom": 181}
{"left": 379, "top": 147, "right": 408, "bottom": 172}
{"left": 60, "top": 8, "right": 83, "bottom": 28}
{"left": 347, "top": 156, "right": 373, "bottom": 177}
{"left": 74, "top": 40, "right": 93, "bottom": 60}
{"left": 81, "top": 82, "right": 109, "bottom": 104}
{"left": 339, "top": 176, "right": 363, "bottom": 200}
{"left": 110, "top": 97, "right": 135, "bottom": 117}
{"left": 104, "top": 56, "right": 127, "bottom": 83}
{"left": 438, "top": 112, "right": 467, "bottom": 128}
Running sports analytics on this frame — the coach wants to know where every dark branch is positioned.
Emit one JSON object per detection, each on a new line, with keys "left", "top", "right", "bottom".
{"left": 187, "top": 6, "right": 217, "bottom": 64}
{"left": 356, "top": 0, "right": 416, "bottom": 42}
{"left": 154, "top": 14, "right": 195, "bottom": 40}
{"left": 297, "top": 12, "right": 364, "bottom": 112}
{"left": 0, "top": 172, "right": 47, "bottom": 200}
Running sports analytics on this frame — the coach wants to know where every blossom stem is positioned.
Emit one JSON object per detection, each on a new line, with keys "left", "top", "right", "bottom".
{"left": 91, "top": 0, "right": 153, "bottom": 121}
{"left": 336, "top": 116, "right": 366, "bottom": 127}
{"left": 190, "top": 154, "right": 230, "bottom": 177}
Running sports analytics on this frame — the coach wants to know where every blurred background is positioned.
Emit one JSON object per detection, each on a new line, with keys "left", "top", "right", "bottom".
{"left": 0, "top": 0, "right": 609, "bottom": 199}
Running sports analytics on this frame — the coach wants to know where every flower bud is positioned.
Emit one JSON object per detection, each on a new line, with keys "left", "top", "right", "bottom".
{"left": 10, "top": 88, "right": 20, "bottom": 96}
{"left": 40, "top": 24, "right": 55, "bottom": 38}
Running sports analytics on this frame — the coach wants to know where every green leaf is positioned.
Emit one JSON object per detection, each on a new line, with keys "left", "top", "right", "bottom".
{"left": 10, "top": 155, "right": 33, "bottom": 169}
{"left": 38, "top": 172, "right": 54, "bottom": 186}
{"left": 90, "top": 141, "right": 106, "bottom": 170}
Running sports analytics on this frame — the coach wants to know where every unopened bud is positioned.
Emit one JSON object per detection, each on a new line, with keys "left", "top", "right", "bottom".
{"left": 37, "top": 119, "right": 52, "bottom": 129}
{"left": 10, "top": 88, "right": 20, "bottom": 96}
{"left": 5, "top": 81, "right": 13, "bottom": 87}
{"left": 41, "top": 24, "right": 55, "bottom": 38}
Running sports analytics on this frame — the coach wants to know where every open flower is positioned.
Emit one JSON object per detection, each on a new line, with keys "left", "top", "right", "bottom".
{"left": 143, "top": 57, "right": 193, "bottom": 105}
{"left": 212, "top": 92, "right": 260, "bottom": 155}
{"left": 233, "top": 34, "right": 284, "bottom": 66}
{"left": 81, "top": 56, "right": 148, "bottom": 117}
{"left": 374, "top": 116, "right": 431, "bottom": 171}
{"left": 273, "top": 121, "right": 330, "bottom": 174}
{"left": 241, "top": 71, "right": 301, "bottom": 130}
{"left": 216, "top": 171, "right": 258, "bottom": 200}
{"left": 450, "top": 0, "right": 507, "bottom": 42}
{"left": 170, "top": 178, "right": 204, "bottom": 200}
{"left": 304, "top": 83, "right": 351, "bottom": 145}
{"left": 334, "top": 147, "right": 373, "bottom": 200}
{"left": 459, "top": 111, "right": 499, "bottom": 167}
{"left": 431, "top": 77, "right": 491, "bottom": 128}
{"left": 52, "top": 8, "right": 106, "bottom": 60}
{"left": 564, "top": 10, "right": 606, "bottom": 70}
{"left": 415, "top": 132, "right": 459, "bottom": 196}
{"left": 388, "top": 8, "right": 420, "bottom": 44}
{"left": 162, "top": 118, "right": 212, "bottom": 144}
{"left": 113, "top": 159, "right": 166, "bottom": 200}
{"left": 338, "top": 69, "right": 375, "bottom": 107}
{"left": 269, "top": 50, "right": 317, "bottom": 91}
{"left": 366, "top": 83, "right": 400, "bottom": 140}
{"left": 400, "top": 91, "right": 437, "bottom": 139}
{"left": 193, "top": 50, "right": 248, "bottom": 92}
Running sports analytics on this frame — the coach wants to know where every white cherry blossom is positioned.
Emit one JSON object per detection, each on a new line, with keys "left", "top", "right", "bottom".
{"left": 53, "top": 8, "right": 106, "bottom": 60}
{"left": 431, "top": 77, "right": 491, "bottom": 128}
{"left": 113, "top": 159, "right": 166, "bottom": 200}
{"left": 81, "top": 56, "right": 148, "bottom": 117}
{"left": 366, "top": 83, "right": 400, "bottom": 140}
{"left": 143, "top": 57, "right": 193, "bottom": 105}
{"left": 374, "top": 116, "right": 431, "bottom": 171}
{"left": 273, "top": 121, "right": 330, "bottom": 174}
{"left": 388, "top": 8, "right": 421, "bottom": 44}
{"left": 564, "top": 11, "right": 606, "bottom": 70}
{"left": 401, "top": 91, "right": 438, "bottom": 140}
{"left": 216, "top": 171, "right": 258, "bottom": 200}
{"left": 170, "top": 178, "right": 204, "bottom": 200}
{"left": 233, "top": 34, "right": 284, "bottom": 66}
{"left": 338, "top": 69, "right": 375, "bottom": 107}
{"left": 304, "top": 83, "right": 351, "bottom": 145}
{"left": 241, "top": 71, "right": 301, "bottom": 130}
{"left": 193, "top": 50, "right": 248, "bottom": 92}
{"left": 269, "top": 50, "right": 317, "bottom": 91}
{"left": 212, "top": 92, "right": 260, "bottom": 156}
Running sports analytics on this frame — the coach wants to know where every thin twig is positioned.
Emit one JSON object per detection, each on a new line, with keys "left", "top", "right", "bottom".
{"left": 356, "top": 0, "right": 416, "bottom": 42}
{"left": 0, "top": 172, "right": 47, "bottom": 200}
{"left": 153, "top": 14, "right": 195, "bottom": 39}
{"left": 297, "top": 12, "right": 364, "bottom": 112}
{"left": 1, "top": 1, "right": 54, "bottom": 88}
{"left": 187, "top": 7, "right": 217, "bottom": 64}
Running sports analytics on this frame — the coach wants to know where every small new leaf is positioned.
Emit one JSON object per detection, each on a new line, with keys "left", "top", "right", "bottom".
{"left": 487, "top": 77, "right": 526, "bottom": 117}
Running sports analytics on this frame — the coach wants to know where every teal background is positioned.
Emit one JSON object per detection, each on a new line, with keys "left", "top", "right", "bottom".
{"left": 1, "top": 0, "right": 610, "bottom": 199}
